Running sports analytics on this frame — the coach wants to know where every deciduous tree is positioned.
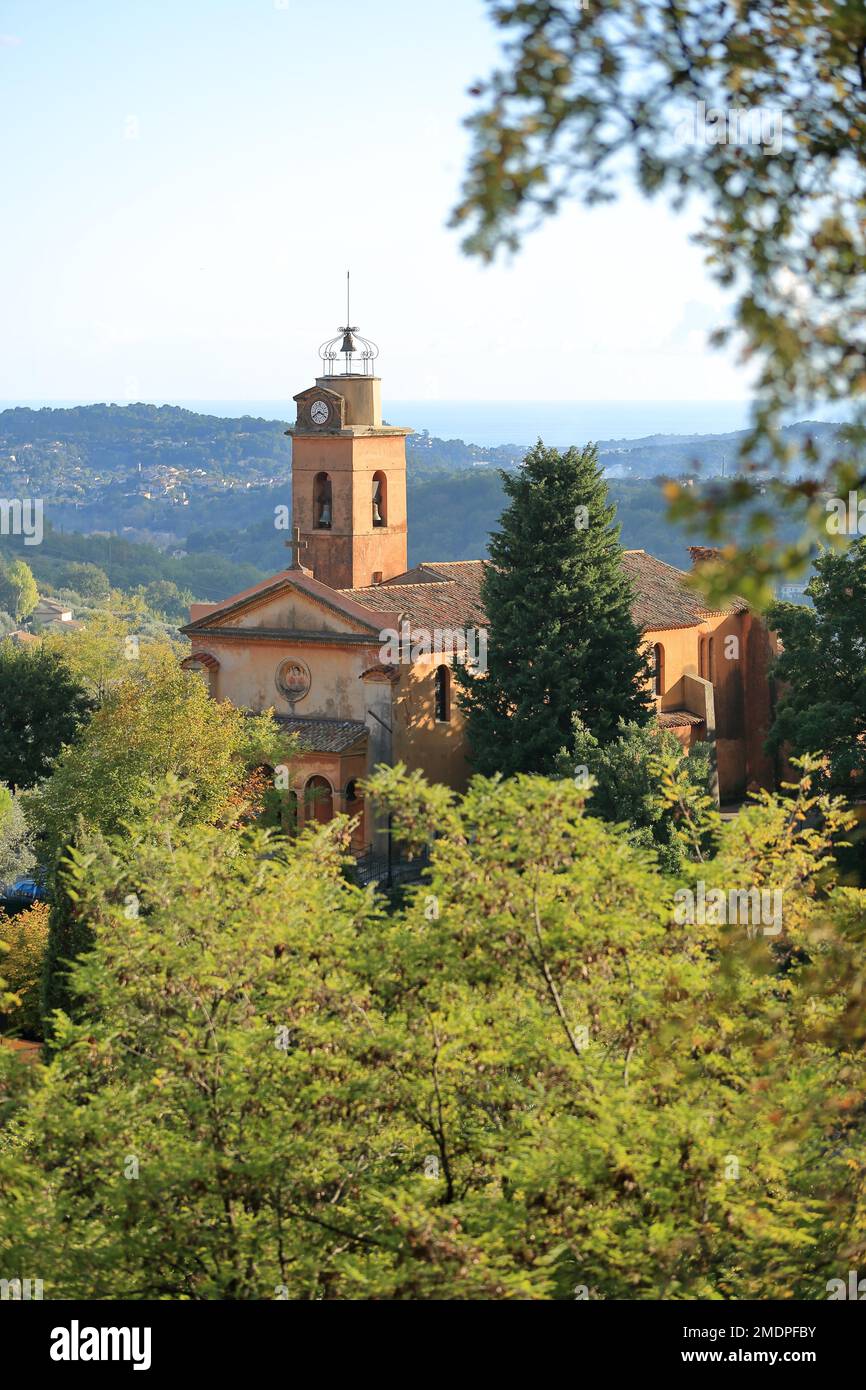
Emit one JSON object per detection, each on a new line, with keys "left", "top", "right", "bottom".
{"left": 29, "top": 650, "right": 289, "bottom": 1021}
{"left": 0, "top": 784, "right": 36, "bottom": 884}
{"left": 0, "top": 640, "right": 93, "bottom": 790}
{"left": 2, "top": 764, "right": 862, "bottom": 1298}
{"left": 767, "top": 538, "right": 866, "bottom": 787}
{"left": 453, "top": 0, "right": 866, "bottom": 606}
{"left": 0, "top": 559, "right": 38, "bottom": 622}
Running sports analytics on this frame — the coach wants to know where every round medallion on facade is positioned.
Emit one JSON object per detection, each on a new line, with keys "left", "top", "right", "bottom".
{"left": 276, "top": 658, "right": 311, "bottom": 706}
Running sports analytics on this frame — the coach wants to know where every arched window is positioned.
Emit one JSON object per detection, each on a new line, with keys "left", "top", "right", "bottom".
{"left": 706, "top": 636, "right": 715, "bottom": 683}
{"left": 181, "top": 651, "right": 219, "bottom": 698}
{"left": 304, "top": 775, "right": 333, "bottom": 825}
{"left": 314, "top": 472, "right": 332, "bottom": 529}
{"left": 652, "top": 642, "right": 665, "bottom": 697}
{"left": 434, "top": 664, "right": 450, "bottom": 722}
{"left": 372, "top": 471, "right": 387, "bottom": 527}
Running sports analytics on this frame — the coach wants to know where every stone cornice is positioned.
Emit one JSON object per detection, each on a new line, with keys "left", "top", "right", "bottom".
{"left": 285, "top": 426, "right": 412, "bottom": 439}
{"left": 179, "top": 626, "right": 383, "bottom": 647}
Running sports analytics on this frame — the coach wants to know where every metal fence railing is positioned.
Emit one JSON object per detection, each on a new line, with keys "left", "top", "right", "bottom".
{"left": 352, "top": 846, "right": 431, "bottom": 889}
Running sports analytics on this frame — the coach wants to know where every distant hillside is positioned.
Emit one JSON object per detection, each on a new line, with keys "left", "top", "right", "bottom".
{"left": 596, "top": 419, "right": 842, "bottom": 480}
{"left": 0, "top": 403, "right": 834, "bottom": 596}
{"left": 0, "top": 523, "right": 266, "bottom": 604}
{"left": 0, "top": 404, "right": 520, "bottom": 543}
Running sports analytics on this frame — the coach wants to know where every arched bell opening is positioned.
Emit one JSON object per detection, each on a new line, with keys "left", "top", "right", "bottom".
{"left": 372, "top": 471, "right": 387, "bottom": 528}
{"left": 314, "top": 473, "right": 332, "bottom": 529}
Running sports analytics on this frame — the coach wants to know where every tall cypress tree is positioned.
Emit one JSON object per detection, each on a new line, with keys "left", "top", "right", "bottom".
{"left": 458, "top": 440, "right": 651, "bottom": 776}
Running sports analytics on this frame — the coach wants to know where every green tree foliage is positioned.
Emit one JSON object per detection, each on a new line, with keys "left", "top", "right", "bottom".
{"left": 0, "top": 523, "right": 267, "bottom": 605}
{"left": 0, "top": 784, "right": 36, "bottom": 884}
{"left": 139, "top": 579, "right": 193, "bottom": 620}
{"left": 0, "top": 558, "right": 38, "bottom": 622}
{"left": 459, "top": 441, "right": 651, "bottom": 775}
{"left": 28, "top": 652, "right": 289, "bottom": 1022}
{"left": 42, "top": 606, "right": 180, "bottom": 702}
{"left": 558, "top": 717, "right": 716, "bottom": 873}
{"left": 0, "top": 764, "right": 864, "bottom": 1297}
{"left": 452, "top": 1, "right": 866, "bottom": 606}
{"left": 28, "top": 650, "right": 282, "bottom": 865}
{"left": 0, "top": 640, "right": 93, "bottom": 790}
{"left": 0, "top": 902, "right": 49, "bottom": 1038}
{"left": 57, "top": 561, "right": 110, "bottom": 600}
{"left": 766, "top": 538, "right": 866, "bottom": 788}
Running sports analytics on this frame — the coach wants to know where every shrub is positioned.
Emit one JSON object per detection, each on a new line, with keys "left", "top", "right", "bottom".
{"left": 0, "top": 902, "right": 50, "bottom": 1038}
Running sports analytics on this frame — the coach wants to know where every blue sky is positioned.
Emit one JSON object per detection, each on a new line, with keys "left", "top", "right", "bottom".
{"left": 1, "top": 0, "right": 753, "bottom": 403}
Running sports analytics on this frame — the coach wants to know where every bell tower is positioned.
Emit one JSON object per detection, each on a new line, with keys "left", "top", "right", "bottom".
{"left": 288, "top": 300, "right": 410, "bottom": 591}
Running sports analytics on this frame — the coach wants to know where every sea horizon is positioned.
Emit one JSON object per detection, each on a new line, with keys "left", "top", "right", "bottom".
{"left": 0, "top": 397, "right": 849, "bottom": 449}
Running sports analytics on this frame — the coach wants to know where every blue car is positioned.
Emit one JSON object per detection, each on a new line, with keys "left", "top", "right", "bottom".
{"left": 2, "top": 877, "right": 47, "bottom": 902}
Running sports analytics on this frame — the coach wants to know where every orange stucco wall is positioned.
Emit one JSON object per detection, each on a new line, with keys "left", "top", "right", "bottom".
{"left": 292, "top": 432, "right": 408, "bottom": 589}
{"left": 646, "top": 609, "right": 775, "bottom": 801}
{"left": 194, "top": 587, "right": 379, "bottom": 721}
{"left": 189, "top": 591, "right": 775, "bottom": 845}
{"left": 392, "top": 655, "right": 470, "bottom": 793}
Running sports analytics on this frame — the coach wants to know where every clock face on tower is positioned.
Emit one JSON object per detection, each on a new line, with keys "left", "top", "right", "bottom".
{"left": 310, "top": 399, "right": 330, "bottom": 425}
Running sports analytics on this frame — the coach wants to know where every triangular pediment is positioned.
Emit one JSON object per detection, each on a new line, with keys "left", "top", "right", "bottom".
{"left": 183, "top": 570, "right": 401, "bottom": 640}
{"left": 293, "top": 385, "right": 344, "bottom": 406}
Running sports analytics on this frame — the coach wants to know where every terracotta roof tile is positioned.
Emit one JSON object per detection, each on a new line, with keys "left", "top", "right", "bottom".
{"left": 188, "top": 552, "right": 745, "bottom": 647}
{"left": 345, "top": 554, "right": 744, "bottom": 636}
{"left": 343, "top": 562, "right": 487, "bottom": 633}
{"left": 623, "top": 550, "right": 746, "bottom": 630}
{"left": 359, "top": 662, "right": 400, "bottom": 682}
{"left": 658, "top": 710, "right": 706, "bottom": 728}
{"left": 276, "top": 716, "right": 368, "bottom": 754}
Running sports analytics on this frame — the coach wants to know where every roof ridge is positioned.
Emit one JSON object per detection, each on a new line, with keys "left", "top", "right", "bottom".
{"left": 343, "top": 579, "right": 453, "bottom": 593}
{"left": 626, "top": 551, "right": 688, "bottom": 578}
{"left": 278, "top": 714, "right": 366, "bottom": 726}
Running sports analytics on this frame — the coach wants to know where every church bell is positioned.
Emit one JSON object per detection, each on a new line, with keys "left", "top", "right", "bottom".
{"left": 372, "top": 478, "right": 384, "bottom": 526}
{"left": 339, "top": 329, "right": 357, "bottom": 356}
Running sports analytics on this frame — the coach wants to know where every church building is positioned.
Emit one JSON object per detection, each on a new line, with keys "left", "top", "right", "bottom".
{"left": 181, "top": 323, "right": 776, "bottom": 849}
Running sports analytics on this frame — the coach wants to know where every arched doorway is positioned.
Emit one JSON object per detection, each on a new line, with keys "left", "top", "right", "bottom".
{"left": 255, "top": 769, "right": 298, "bottom": 836}
{"left": 304, "top": 775, "right": 333, "bottom": 826}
